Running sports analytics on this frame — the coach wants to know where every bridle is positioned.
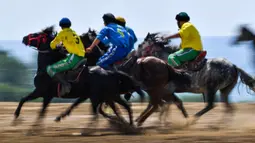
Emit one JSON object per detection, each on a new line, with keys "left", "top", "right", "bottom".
{"left": 27, "top": 33, "right": 51, "bottom": 53}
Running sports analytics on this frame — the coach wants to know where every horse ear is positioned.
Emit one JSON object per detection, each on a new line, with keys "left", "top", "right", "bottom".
{"left": 145, "top": 32, "right": 150, "bottom": 39}
{"left": 88, "top": 27, "right": 91, "bottom": 32}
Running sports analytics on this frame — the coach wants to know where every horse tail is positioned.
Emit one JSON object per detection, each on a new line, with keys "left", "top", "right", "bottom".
{"left": 235, "top": 65, "right": 255, "bottom": 92}
{"left": 115, "top": 71, "right": 145, "bottom": 102}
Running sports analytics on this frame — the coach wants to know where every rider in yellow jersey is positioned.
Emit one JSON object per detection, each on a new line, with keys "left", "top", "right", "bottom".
{"left": 163, "top": 12, "right": 203, "bottom": 67}
{"left": 47, "top": 17, "right": 85, "bottom": 96}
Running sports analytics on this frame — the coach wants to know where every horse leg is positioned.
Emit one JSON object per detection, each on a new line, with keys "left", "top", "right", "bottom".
{"left": 217, "top": 80, "right": 237, "bottom": 127}
{"left": 14, "top": 89, "right": 41, "bottom": 119}
{"left": 115, "top": 97, "right": 134, "bottom": 125}
{"left": 220, "top": 80, "right": 236, "bottom": 115}
{"left": 137, "top": 90, "right": 161, "bottom": 127}
{"left": 81, "top": 100, "right": 100, "bottom": 135}
{"left": 194, "top": 89, "right": 216, "bottom": 117}
{"left": 137, "top": 103, "right": 159, "bottom": 127}
{"left": 188, "top": 89, "right": 216, "bottom": 125}
{"left": 135, "top": 103, "right": 152, "bottom": 122}
{"left": 55, "top": 97, "right": 87, "bottom": 122}
{"left": 172, "top": 93, "right": 189, "bottom": 118}
{"left": 27, "top": 96, "right": 53, "bottom": 135}
{"left": 98, "top": 102, "right": 115, "bottom": 119}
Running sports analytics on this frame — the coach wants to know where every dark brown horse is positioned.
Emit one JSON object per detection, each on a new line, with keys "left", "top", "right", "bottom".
{"left": 137, "top": 32, "right": 255, "bottom": 125}
{"left": 74, "top": 30, "right": 190, "bottom": 127}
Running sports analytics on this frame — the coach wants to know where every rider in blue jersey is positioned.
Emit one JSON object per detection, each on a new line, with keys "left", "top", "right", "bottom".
{"left": 116, "top": 16, "right": 137, "bottom": 52}
{"left": 86, "top": 13, "right": 131, "bottom": 70}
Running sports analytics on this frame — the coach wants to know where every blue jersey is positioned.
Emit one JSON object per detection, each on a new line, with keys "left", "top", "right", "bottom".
{"left": 126, "top": 26, "right": 137, "bottom": 43}
{"left": 97, "top": 23, "right": 130, "bottom": 48}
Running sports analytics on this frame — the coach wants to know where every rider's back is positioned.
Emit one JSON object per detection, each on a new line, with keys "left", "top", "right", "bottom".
{"left": 97, "top": 23, "right": 130, "bottom": 48}
{"left": 179, "top": 22, "right": 203, "bottom": 51}
{"left": 50, "top": 28, "right": 85, "bottom": 57}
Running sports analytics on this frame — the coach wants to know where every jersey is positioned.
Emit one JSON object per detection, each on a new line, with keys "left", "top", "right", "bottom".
{"left": 50, "top": 28, "right": 85, "bottom": 57}
{"left": 179, "top": 22, "right": 203, "bottom": 51}
{"left": 96, "top": 23, "right": 130, "bottom": 48}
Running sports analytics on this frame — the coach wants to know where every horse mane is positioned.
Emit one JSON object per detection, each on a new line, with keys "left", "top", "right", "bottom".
{"left": 138, "top": 32, "right": 180, "bottom": 57}
{"left": 42, "top": 25, "right": 56, "bottom": 35}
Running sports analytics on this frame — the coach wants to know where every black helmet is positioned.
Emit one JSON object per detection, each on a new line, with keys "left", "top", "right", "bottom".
{"left": 102, "top": 13, "right": 116, "bottom": 25}
{"left": 175, "top": 12, "right": 190, "bottom": 22}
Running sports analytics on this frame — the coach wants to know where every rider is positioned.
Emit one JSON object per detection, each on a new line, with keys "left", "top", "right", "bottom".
{"left": 115, "top": 16, "right": 137, "bottom": 101}
{"left": 86, "top": 13, "right": 130, "bottom": 70}
{"left": 46, "top": 17, "right": 85, "bottom": 96}
{"left": 163, "top": 12, "right": 203, "bottom": 67}
{"left": 115, "top": 16, "right": 137, "bottom": 53}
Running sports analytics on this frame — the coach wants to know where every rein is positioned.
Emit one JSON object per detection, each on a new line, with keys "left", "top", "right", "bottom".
{"left": 29, "top": 47, "right": 51, "bottom": 53}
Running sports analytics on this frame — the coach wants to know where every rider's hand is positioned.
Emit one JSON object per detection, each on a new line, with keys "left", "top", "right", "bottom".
{"left": 86, "top": 47, "right": 93, "bottom": 53}
{"left": 155, "top": 36, "right": 164, "bottom": 43}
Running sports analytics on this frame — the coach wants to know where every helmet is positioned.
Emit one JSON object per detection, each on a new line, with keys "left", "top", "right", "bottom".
{"left": 59, "top": 17, "right": 71, "bottom": 28}
{"left": 175, "top": 12, "right": 190, "bottom": 22}
{"left": 116, "top": 16, "right": 126, "bottom": 23}
{"left": 115, "top": 16, "right": 126, "bottom": 27}
{"left": 102, "top": 13, "right": 116, "bottom": 25}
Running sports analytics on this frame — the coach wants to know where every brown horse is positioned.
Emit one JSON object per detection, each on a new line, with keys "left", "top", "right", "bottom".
{"left": 137, "top": 32, "right": 255, "bottom": 125}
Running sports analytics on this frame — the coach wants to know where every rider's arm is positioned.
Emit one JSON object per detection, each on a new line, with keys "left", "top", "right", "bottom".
{"left": 165, "top": 24, "right": 191, "bottom": 40}
{"left": 88, "top": 39, "right": 101, "bottom": 50}
{"left": 165, "top": 33, "right": 180, "bottom": 40}
{"left": 50, "top": 31, "right": 64, "bottom": 49}
{"left": 88, "top": 27, "right": 108, "bottom": 50}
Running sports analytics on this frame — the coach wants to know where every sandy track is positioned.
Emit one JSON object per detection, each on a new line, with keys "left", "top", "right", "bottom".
{"left": 1, "top": 102, "right": 255, "bottom": 143}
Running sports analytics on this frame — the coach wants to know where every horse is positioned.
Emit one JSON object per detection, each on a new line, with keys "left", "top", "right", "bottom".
{"left": 13, "top": 26, "right": 145, "bottom": 134}
{"left": 232, "top": 25, "right": 255, "bottom": 66}
{"left": 137, "top": 32, "right": 255, "bottom": 125}
{"left": 78, "top": 30, "right": 190, "bottom": 127}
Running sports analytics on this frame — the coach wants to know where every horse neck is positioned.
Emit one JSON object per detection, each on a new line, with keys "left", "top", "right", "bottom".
{"left": 37, "top": 51, "right": 66, "bottom": 73}
{"left": 137, "top": 44, "right": 177, "bottom": 61}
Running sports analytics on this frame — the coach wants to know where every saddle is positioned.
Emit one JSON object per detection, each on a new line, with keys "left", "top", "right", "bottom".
{"left": 62, "top": 58, "right": 87, "bottom": 83}
{"left": 175, "top": 50, "right": 207, "bottom": 71}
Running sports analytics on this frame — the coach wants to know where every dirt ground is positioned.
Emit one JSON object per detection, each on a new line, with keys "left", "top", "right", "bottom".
{"left": 1, "top": 102, "right": 255, "bottom": 143}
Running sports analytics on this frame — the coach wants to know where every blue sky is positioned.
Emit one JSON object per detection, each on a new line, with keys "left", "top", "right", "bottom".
{"left": 0, "top": 0, "right": 255, "bottom": 40}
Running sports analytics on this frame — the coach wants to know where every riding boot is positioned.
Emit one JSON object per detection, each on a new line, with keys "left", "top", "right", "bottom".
{"left": 53, "top": 73, "right": 71, "bottom": 96}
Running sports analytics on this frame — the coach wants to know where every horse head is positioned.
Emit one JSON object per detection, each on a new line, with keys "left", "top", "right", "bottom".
{"left": 233, "top": 25, "right": 255, "bottom": 44}
{"left": 22, "top": 25, "right": 67, "bottom": 72}
{"left": 22, "top": 25, "right": 57, "bottom": 52}
{"left": 137, "top": 32, "right": 179, "bottom": 59}
{"left": 79, "top": 28, "right": 110, "bottom": 66}
{"left": 80, "top": 28, "right": 109, "bottom": 52}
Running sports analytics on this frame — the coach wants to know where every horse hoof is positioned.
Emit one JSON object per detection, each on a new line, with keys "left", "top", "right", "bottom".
{"left": 54, "top": 117, "right": 61, "bottom": 122}
{"left": 187, "top": 116, "right": 200, "bottom": 126}
{"left": 136, "top": 122, "right": 143, "bottom": 127}
{"left": 11, "top": 117, "right": 24, "bottom": 126}
{"left": 135, "top": 118, "right": 140, "bottom": 122}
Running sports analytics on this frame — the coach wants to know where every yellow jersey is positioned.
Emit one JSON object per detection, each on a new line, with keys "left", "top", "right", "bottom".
{"left": 50, "top": 28, "right": 85, "bottom": 57}
{"left": 179, "top": 22, "right": 203, "bottom": 51}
